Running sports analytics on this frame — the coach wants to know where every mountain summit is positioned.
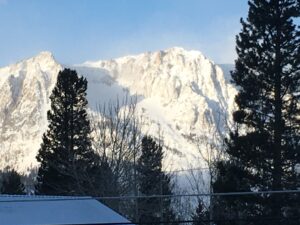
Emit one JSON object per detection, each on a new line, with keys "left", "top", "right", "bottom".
{"left": 0, "top": 52, "right": 62, "bottom": 172}
{"left": 0, "top": 48, "right": 236, "bottom": 173}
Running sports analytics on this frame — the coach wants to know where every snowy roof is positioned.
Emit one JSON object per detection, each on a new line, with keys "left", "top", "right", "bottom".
{"left": 0, "top": 195, "right": 131, "bottom": 225}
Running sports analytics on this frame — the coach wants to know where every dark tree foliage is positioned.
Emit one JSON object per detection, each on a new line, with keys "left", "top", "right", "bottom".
{"left": 192, "top": 200, "right": 209, "bottom": 225}
{"left": 90, "top": 155, "right": 119, "bottom": 209}
{"left": 137, "top": 136, "right": 177, "bottom": 225}
{"left": 90, "top": 156, "right": 117, "bottom": 197}
{"left": 36, "top": 68, "right": 97, "bottom": 196}
{"left": 0, "top": 169, "right": 25, "bottom": 195}
{"left": 213, "top": 0, "right": 300, "bottom": 225}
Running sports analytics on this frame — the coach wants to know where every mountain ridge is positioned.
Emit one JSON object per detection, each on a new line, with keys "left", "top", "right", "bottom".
{"left": 0, "top": 47, "right": 236, "bottom": 174}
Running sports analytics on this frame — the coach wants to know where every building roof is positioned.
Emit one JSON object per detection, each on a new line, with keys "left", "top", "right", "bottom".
{"left": 0, "top": 195, "right": 130, "bottom": 225}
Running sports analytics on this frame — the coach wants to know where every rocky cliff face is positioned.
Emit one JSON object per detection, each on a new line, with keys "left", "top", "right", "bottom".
{"left": 0, "top": 47, "right": 236, "bottom": 173}
{"left": 0, "top": 52, "right": 62, "bottom": 173}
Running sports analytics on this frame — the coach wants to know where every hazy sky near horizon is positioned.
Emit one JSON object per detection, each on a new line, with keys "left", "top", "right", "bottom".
{"left": 0, "top": 0, "right": 248, "bottom": 66}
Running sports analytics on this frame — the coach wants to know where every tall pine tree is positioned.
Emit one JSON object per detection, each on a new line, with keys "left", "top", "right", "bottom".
{"left": 36, "top": 68, "right": 96, "bottom": 196}
{"left": 213, "top": 0, "right": 300, "bottom": 224}
{"left": 137, "top": 136, "right": 177, "bottom": 225}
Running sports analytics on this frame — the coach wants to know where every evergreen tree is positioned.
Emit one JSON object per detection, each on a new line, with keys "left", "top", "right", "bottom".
{"left": 36, "top": 68, "right": 96, "bottom": 196}
{"left": 0, "top": 169, "right": 25, "bottom": 195}
{"left": 137, "top": 136, "right": 177, "bottom": 225}
{"left": 213, "top": 0, "right": 300, "bottom": 224}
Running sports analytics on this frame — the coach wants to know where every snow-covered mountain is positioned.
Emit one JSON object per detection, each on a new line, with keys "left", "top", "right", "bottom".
{"left": 0, "top": 47, "right": 236, "bottom": 174}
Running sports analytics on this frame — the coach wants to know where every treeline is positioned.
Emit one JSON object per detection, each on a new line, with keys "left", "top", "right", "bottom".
{"left": 0, "top": 168, "right": 25, "bottom": 195}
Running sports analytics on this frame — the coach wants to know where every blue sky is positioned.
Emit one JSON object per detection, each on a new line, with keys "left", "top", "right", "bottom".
{"left": 0, "top": 0, "right": 248, "bottom": 66}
